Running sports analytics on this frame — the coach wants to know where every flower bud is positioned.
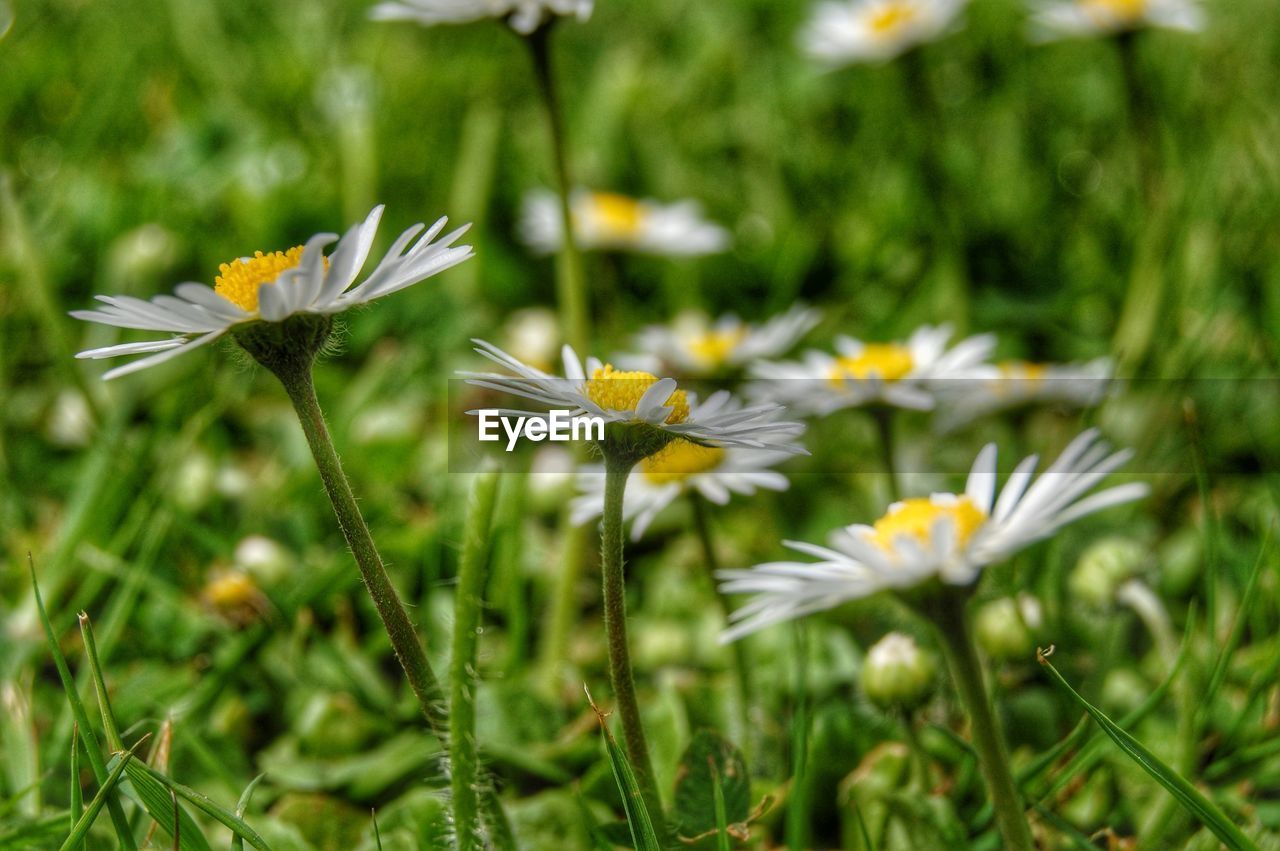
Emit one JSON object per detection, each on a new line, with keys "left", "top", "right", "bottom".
{"left": 974, "top": 595, "right": 1042, "bottom": 663}
{"left": 234, "top": 535, "right": 292, "bottom": 585}
{"left": 1070, "top": 536, "right": 1149, "bottom": 607}
{"left": 861, "top": 632, "right": 935, "bottom": 711}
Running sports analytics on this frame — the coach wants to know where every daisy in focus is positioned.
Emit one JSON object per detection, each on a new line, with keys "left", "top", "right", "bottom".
{"left": 1029, "top": 0, "right": 1205, "bottom": 40}
{"left": 520, "top": 189, "right": 731, "bottom": 257}
{"left": 934, "top": 357, "right": 1113, "bottom": 430}
{"left": 72, "top": 206, "right": 472, "bottom": 380}
{"left": 369, "top": 0, "right": 592, "bottom": 35}
{"left": 718, "top": 428, "right": 1146, "bottom": 640}
{"left": 801, "top": 0, "right": 968, "bottom": 67}
{"left": 570, "top": 395, "right": 805, "bottom": 540}
{"left": 461, "top": 341, "right": 808, "bottom": 454}
{"left": 748, "top": 323, "right": 994, "bottom": 415}
{"left": 621, "top": 306, "right": 820, "bottom": 378}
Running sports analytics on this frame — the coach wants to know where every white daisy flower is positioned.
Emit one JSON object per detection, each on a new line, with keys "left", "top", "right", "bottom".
{"left": 621, "top": 306, "right": 821, "bottom": 378}
{"left": 570, "top": 395, "right": 805, "bottom": 539}
{"left": 1029, "top": 0, "right": 1204, "bottom": 40}
{"left": 72, "top": 206, "right": 472, "bottom": 380}
{"left": 718, "top": 428, "right": 1147, "bottom": 641}
{"left": 934, "top": 357, "right": 1113, "bottom": 430}
{"left": 520, "top": 189, "right": 731, "bottom": 257}
{"left": 461, "top": 341, "right": 808, "bottom": 452}
{"left": 370, "top": 0, "right": 592, "bottom": 35}
{"left": 801, "top": 0, "right": 968, "bottom": 67}
{"left": 748, "top": 323, "right": 994, "bottom": 415}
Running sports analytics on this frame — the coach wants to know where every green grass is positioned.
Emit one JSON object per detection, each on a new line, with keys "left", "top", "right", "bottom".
{"left": 3, "top": 0, "right": 1280, "bottom": 847}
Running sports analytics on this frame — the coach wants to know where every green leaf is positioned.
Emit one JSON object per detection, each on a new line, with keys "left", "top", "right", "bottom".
{"left": 587, "top": 692, "right": 661, "bottom": 851}
{"left": 1037, "top": 649, "right": 1258, "bottom": 851}
{"left": 59, "top": 747, "right": 133, "bottom": 851}
{"left": 117, "top": 759, "right": 273, "bottom": 851}
{"left": 231, "top": 774, "right": 266, "bottom": 851}
{"left": 671, "top": 730, "right": 749, "bottom": 842}
{"left": 109, "top": 755, "right": 213, "bottom": 851}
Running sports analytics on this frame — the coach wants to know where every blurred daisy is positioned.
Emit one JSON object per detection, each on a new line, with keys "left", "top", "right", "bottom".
{"left": 1029, "top": 0, "right": 1204, "bottom": 39}
{"left": 520, "top": 189, "right": 730, "bottom": 257}
{"left": 462, "top": 341, "right": 807, "bottom": 452}
{"left": 622, "top": 306, "right": 820, "bottom": 378}
{"left": 370, "top": 0, "right": 592, "bottom": 34}
{"left": 749, "top": 324, "right": 994, "bottom": 415}
{"left": 718, "top": 428, "right": 1146, "bottom": 640}
{"left": 934, "top": 357, "right": 1113, "bottom": 430}
{"left": 570, "top": 396, "right": 805, "bottom": 539}
{"left": 72, "top": 206, "right": 472, "bottom": 380}
{"left": 501, "top": 306, "right": 562, "bottom": 373}
{"left": 802, "top": 0, "right": 968, "bottom": 67}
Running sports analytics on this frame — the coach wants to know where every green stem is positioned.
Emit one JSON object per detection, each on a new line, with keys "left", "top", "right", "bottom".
{"left": 927, "top": 596, "right": 1035, "bottom": 851}
{"left": 871, "top": 407, "right": 901, "bottom": 503}
{"left": 688, "top": 494, "right": 753, "bottom": 751}
{"left": 527, "top": 25, "right": 589, "bottom": 355}
{"left": 451, "top": 471, "right": 501, "bottom": 851}
{"left": 274, "top": 363, "right": 448, "bottom": 737}
{"left": 601, "top": 455, "right": 665, "bottom": 828}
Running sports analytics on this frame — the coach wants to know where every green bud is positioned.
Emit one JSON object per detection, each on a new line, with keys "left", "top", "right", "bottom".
{"left": 861, "top": 632, "right": 936, "bottom": 711}
{"left": 1070, "top": 536, "right": 1150, "bottom": 607}
{"left": 973, "top": 595, "right": 1042, "bottom": 663}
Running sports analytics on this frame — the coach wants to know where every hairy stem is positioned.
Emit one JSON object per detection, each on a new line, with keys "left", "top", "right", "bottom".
{"left": 928, "top": 595, "right": 1035, "bottom": 851}
{"left": 601, "top": 455, "right": 665, "bottom": 828}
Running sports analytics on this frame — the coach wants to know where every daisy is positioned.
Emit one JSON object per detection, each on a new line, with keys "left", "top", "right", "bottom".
{"left": 748, "top": 324, "right": 994, "bottom": 415}
{"left": 718, "top": 428, "right": 1147, "bottom": 641}
{"left": 570, "top": 396, "right": 805, "bottom": 540}
{"left": 1029, "top": 0, "right": 1204, "bottom": 40}
{"left": 369, "top": 0, "right": 592, "bottom": 35}
{"left": 72, "top": 206, "right": 472, "bottom": 380}
{"left": 934, "top": 357, "right": 1113, "bottom": 430}
{"left": 462, "top": 341, "right": 808, "bottom": 454}
{"left": 801, "top": 0, "right": 968, "bottom": 67}
{"left": 621, "top": 306, "right": 820, "bottom": 378}
{"left": 520, "top": 189, "right": 731, "bottom": 257}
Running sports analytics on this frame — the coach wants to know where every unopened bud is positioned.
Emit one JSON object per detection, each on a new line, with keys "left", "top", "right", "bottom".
{"left": 974, "top": 595, "right": 1042, "bottom": 662}
{"left": 861, "top": 632, "right": 935, "bottom": 711}
{"left": 1070, "top": 536, "right": 1149, "bottom": 607}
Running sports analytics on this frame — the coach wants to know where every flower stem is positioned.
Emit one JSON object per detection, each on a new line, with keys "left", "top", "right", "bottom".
{"left": 871, "top": 407, "right": 901, "bottom": 503}
{"left": 451, "top": 470, "right": 501, "bottom": 851}
{"left": 928, "top": 595, "right": 1035, "bottom": 851}
{"left": 274, "top": 363, "right": 448, "bottom": 736}
{"left": 601, "top": 454, "right": 665, "bottom": 828}
{"left": 688, "top": 494, "right": 753, "bottom": 752}
{"left": 527, "top": 25, "right": 589, "bottom": 355}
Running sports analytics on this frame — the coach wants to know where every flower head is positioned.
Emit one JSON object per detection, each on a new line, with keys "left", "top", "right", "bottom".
{"left": 520, "top": 189, "right": 730, "bottom": 257}
{"left": 934, "top": 357, "right": 1113, "bottom": 430}
{"left": 802, "top": 0, "right": 968, "bottom": 67}
{"left": 462, "top": 341, "right": 807, "bottom": 461}
{"left": 72, "top": 206, "right": 472, "bottom": 380}
{"left": 370, "top": 0, "right": 592, "bottom": 34}
{"left": 1029, "top": 0, "right": 1204, "bottom": 40}
{"left": 621, "top": 306, "right": 820, "bottom": 378}
{"left": 718, "top": 429, "right": 1146, "bottom": 641}
{"left": 570, "top": 394, "right": 805, "bottom": 539}
{"left": 749, "top": 324, "right": 994, "bottom": 415}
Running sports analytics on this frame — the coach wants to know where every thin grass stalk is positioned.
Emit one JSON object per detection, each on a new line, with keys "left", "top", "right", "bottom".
{"left": 450, "top": 470, "right": 501, "bottom": 851}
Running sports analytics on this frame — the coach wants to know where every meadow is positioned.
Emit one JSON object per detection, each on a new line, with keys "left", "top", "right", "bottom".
{"left": 2, "top": 0, "right": 1279, "bottom": 848}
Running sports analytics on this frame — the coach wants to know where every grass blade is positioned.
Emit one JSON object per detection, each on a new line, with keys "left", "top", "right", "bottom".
{"left": 1037, "top": 648, "right": 1258, "bottom": 851}
{"left": 231, "top": 773, "right": 266, "bottom": 851}
{"left": 29, "top": 556, "right": 139, "bottom": 851}
{"left": 68, "top": 729, "right": 82, "bottom": 851}
{"left": 58, "top": 747, "right": 134, "bottom": 851}
{"left": 586, "top": 688, "right": 662, "bottom": 851}
{"left": 77, "top": 612, "right": 124, "bottom": 753}
{"left": 117, "top": 759, "right": 273, "bottom": 851}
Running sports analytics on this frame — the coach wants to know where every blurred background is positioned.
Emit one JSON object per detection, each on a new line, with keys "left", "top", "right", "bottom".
{"left": 3, "top": 0, "right": 1280, "bottom": 847}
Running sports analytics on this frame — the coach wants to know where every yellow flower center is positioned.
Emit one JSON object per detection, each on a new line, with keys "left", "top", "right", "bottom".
{"left": 868, "top": 1, "right": 917, "bottom": 35}
{"left": 687, "top": 328, "right": 746, "bottom": 367}
{"left": 585, "top": 365, "right": 689, "bottom": 423}
{"left": 998, "top": 361, "right": 1048, "bottom": 383}
{"left": 214, "top": 246, "right": 308, "bottom": 312}
{"left": 203, "top": 571, "right": 258, "bottom": 607}
{"left": 589, "top": 192, "right": 646, "bottom": 239}
{"left": 829, "top": 343, "right": 915, "bottom": 386}
{"left": 1082, "top": 0, "right": 1147, "bottom": 20}
{"left": 871, "top": 497, "right": 986, "bottom": 552}
{"left": 641, "top": 439, "right": 726, "bottom": 484}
